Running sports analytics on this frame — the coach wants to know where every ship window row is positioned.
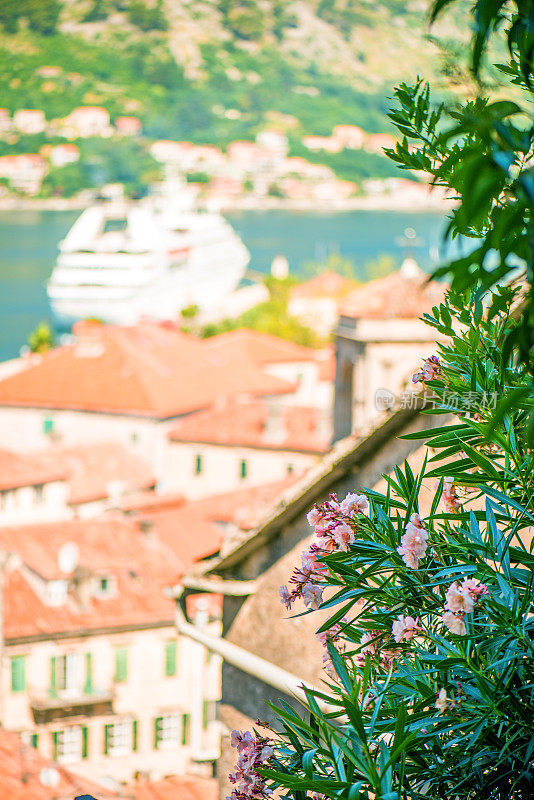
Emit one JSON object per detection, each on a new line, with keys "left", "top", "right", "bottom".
{"left": 10, "top": 640, "right": 178, "bottom": 694}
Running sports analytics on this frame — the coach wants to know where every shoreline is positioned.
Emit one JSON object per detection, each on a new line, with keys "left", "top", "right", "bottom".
{"left": 0, "top": 194, "right": 455, "bottom": 215}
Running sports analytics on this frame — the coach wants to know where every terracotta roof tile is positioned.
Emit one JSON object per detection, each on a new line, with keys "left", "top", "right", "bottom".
{"left": 127, "top": 774, "right": 218, "bottom": 800}
{"left": 0, "top": 728, "right": 116, "bottom": 799}
{"left": 0, "top": 323, "right": 293, "bottom": 417}
{"left": 290, "top": 270, "right": 358, "bottom": 300}
{"left": 168, "top": 400, "right": 330, "bottom": 453}
{"left": 339, "top": 265, "right": 446, "bottom": 320}
{"left": 203, "top": 328, "right": 316, "bottom": 364}
{"left": 32, "top": 442, "right": 156, "bottom": 504}
{"left": 0, "top": 449, "right": 66, "bottom": 491}
{"left": 1, "top": 513, "right": 222, "bottom": 640}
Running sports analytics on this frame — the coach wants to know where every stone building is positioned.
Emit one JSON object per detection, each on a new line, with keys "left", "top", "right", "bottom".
{"left": 175, "top": 405, "right": 446, "bottom": 798}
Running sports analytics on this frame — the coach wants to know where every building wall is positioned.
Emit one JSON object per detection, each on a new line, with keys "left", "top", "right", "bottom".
{"left": 262, "top": 361, "right": 332, "bottom": 411}
{"left": 4, "top": 623, "right": 221, "bottom": 784}
{"left": 163, "top": 442, "right": 319, "bottom": 499}
{"left": 0, "top": 480, "right": 70, "bottom": 526}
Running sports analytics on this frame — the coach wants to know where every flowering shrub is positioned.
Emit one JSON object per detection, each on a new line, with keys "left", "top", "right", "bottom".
{"left": 229, "top": 287, "right": 534, "bottom": 799}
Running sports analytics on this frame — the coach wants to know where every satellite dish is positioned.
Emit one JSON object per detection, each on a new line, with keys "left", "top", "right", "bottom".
{"left": 39, "top": 767, "right": 60, "bottom": 787}
{"left": 58, "top": 542, "right": 80, "bottom": 575}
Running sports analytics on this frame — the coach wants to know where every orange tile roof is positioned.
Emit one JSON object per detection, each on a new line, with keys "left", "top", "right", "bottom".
{"left": 127, "top": 774, "right": 218, "bottom": 800}
{"left": 0, "top": 449, "right": 66, "bottom": 491}
{"left": 186, "top": 476, "right": 301, "bottom": 530}
{"left": 0, "top": 322, "right": 293, "bottom": 417}
{"left": 1, "top": 513, "right": 222, "bottom": 640}
{"left": 339, "top": 265, "right": 446, "bottom": 319}
{"left": 290, "top": 270, "right": 358, "bottom": 300}
{"left": 0, "top": 728, "right": 116, "bottom": 799}
{"left": 168, "top": 400, "right": 330, "bottom": 453}
{"left": 32, "top": 442, "right": 156, "bottom": 504}
{"left": 203, "top": 328, "right": 316, "bottom": 365}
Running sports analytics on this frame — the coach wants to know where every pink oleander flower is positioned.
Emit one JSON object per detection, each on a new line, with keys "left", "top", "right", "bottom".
{"left": 306, "top": 506, "right": 324, "bottom": 527}
{"left": 462, "top": 577, "right": 488, "bottom": 598}
{"left": 330, "top": 522, "right": 355, "bottom": 551}
{"left": 339, "top": 492, "right": 368, "bottom": 516}
{"left": 397, "top": 513, "right": 428, "bottom": 568}
{"left": 413, "top": 355, "right": 442, "bottom": 384}
{"left": 442, "top": 611, "right": 467, "bottom": 635}
{"left": 279, "top": 584, "right": 291, "bottom": 610}
{"left": 392, "top": 614, "right": 421, "bottom": 643}
{"left": 302, "top": 581, "right": 323, "bottom": 609}
{"left": 442, "top": 478, "right": 460, "bottom": 513}
{"left": 435, "top": 688, "right": 455, "bottom": 714}
{"left": 228, "top": 730, "right": 274, "bottom": 800}
{"left": 445, "top": 582, "right": 475, "bottom": 614}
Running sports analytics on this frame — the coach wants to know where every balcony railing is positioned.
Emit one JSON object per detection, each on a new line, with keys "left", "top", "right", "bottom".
{"left": 30, "top": 690, "right": 114, "bottom": 724}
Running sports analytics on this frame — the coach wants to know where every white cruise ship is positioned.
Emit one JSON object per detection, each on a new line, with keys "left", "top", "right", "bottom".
{"left": 47, "top": 199, "right": 250, "bottom": 328}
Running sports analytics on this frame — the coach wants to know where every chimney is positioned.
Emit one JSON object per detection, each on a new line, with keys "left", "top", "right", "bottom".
{"left": 262, "top": 401, "right": 285, "bottom": 445}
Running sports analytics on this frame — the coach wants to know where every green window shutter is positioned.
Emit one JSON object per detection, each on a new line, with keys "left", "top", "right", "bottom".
{"left": 181, "top": 713, "right": 190, "bottom": 746}
{"left": 81, "top": 726, "right": 89, "bottom": 759}
{"left": 49, "top": 656, "right": 57, "bottom": 697}
{"left": 103, "top": 723, "right": 111, "bottom": 755}
{"left": 83, "top": 653, "right": 93, "bottom": 695}
{"left": 240, "top": 459, "right": 247, "bottom": 479}
{"left": 154, "top": 717, "right": 162, "bottom": 750}
{"left": 203, "top": 700, "right": 208, "bottom": 729}
{"left": 164, "top": 641, "right": 177, "bottom": 677}
{"left": 195, "top": 454, "right": 203, "bottom": 474}
{"left": 51, "top": 731, "right": 58, "bottom": 761}
{"left": 10, "top": 656, "right": 26, "bottom": 692}
{"left": 132, "top": 719, "right": 138, "bottom": 752}
{"left": 43, "top": 417, "right": 54, "bottom": 435}
{"left": 30, "top": 733, "right": 38, "bottom": 749}
{"left": 114, "top": 648, "right": 128, "bottom": 682}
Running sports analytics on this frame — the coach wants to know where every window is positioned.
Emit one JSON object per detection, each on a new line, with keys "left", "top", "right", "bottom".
{"left": 164, "top": 641, "right": 177, "bottom": 677}
{"left": 287, "top": 463, "right": 294, "bottom": 474}
{"left": 22, "top": 732, "right": 38, "bottom": 749}
{"left": 182, "top": 713, "right": 190, "bottom": 746}
{"left": 203, "top": 700, "right": 216, "bottom": 729}
{"left": 52, "top": 725, "right": 88, "bottom": 763}
{"left": 46, "top": 580, "right": 68, "bottom": 606}
{"left": 239, "top": 459, "right": 248, "bottom": 480}
{"left": 114, "top": 648, "right": 128, "bottom": 683}
{"left": 194, "top": 454, "right": 203, "bottom": 475}
{"left": 43, "top": 417, "right": 54, "bottom": 435}
{"left": 104, "top": 719, "right": 137, "bottom": 756}
{"left": 34, "top": 485, "right": 44, "bottom": 505}
{"left": 10, "top": 655, "right": 26, "bottom": 692}
{"left": 94, "top": 575, "right": 116, "bottom": 598}
{"left": 154, "top": 713, "right": 180, "bottom": 749}
{"left": 50, "top": 653, "right": 89, "bottom": 697}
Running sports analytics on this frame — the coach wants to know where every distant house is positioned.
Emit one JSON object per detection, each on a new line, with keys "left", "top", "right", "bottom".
{"left": 332, "top": 124, "right": 366, "bottom": 149}
{"left": 0, "top": 322, "right": 299, "bottom": 479}
{"left": 288, "top": 270, "right": 359, "bottom": 336}
{"left": 0, "top": 449, "right": 68, "bottom": 526}
{"left": 0, "top": 154, "right": 47, "bottom": 195}
{"left": 0, "top": 513, "right": 222, "bottom": 784}
{"left": 166, "top": 398, "right": 330, "bottom": 498}
{"left": 49, "top": 144, "right": 80, "bottom": 167}
{"left": 301, "top": 135, "right": 342, "bottom": 153}
{"left": 364, "top": 132, "right": 397, "bottom": 154}
{"left": 0, "top": 108, "right": 11, "bottom": 135}
{"left": 255, "top": 130, "right": 288, "bottom": 159}
{"left": 333, "top": 261, "right": 446, "bottom": 440}
{"left": 63, "top": 106, "right": 111, "bottom": 138}
{"left": 114, "top": 116, "right": 142, "bottom": 136}
{"left": 0, "top": 727, "right": 117, "bottom": 799}
{"left": 13, "top": 109, "right": 46, "bottom": 135}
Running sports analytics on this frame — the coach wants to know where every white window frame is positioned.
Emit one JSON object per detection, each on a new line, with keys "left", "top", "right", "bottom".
{"left": 108, "top": 720, "right": 133, "bottom": 757}
{"left": 57, "top": 652, "right": 84, "bottom": 696}
{"left": 156, "top": 713, "right": 180, "bottom": 749}
{"left": 56, "top": 726, "right": 83, "bottom": 764}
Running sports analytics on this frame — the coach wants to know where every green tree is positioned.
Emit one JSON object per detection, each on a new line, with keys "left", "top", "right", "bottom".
{"left": 27, "top": 322, "right": 54, "bottom": 353}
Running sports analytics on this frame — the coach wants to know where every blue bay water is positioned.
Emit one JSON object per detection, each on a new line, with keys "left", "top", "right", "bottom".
{"left": 0, "top": 208, "right": 454, "bottom": 362}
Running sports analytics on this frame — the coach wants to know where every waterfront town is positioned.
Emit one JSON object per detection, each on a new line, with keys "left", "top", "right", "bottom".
{"left": 0, "top": 102, "right": 449, "bottom": 210}
{"left": 0, "top": 260, "right": 445, "bottom": 797}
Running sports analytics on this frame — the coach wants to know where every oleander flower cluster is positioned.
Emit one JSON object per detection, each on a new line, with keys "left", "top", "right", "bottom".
{"left": 228, "top": 730, "right": 274, "bottom": 800}
{"left": 413, "top": 355, "right": 442, "bottom": 383}
{"left": 279, "top": 491, "right": 369, "bottom": 612}
{"left": 397, "top": 512, "right": 428, "bottom": 569}
{"left": 442, "top": 577, "right": 488, "bottom": 635}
